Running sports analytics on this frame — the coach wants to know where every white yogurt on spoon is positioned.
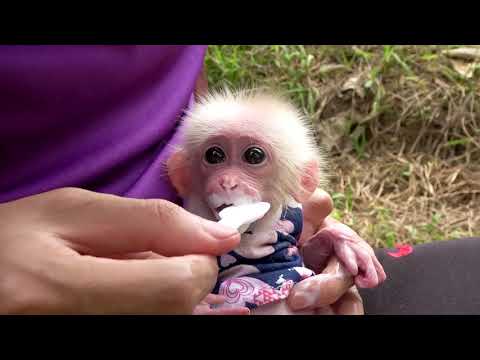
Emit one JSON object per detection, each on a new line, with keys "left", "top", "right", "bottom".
{"left": 217, "top": 202, "right": 271, "bottom": 234}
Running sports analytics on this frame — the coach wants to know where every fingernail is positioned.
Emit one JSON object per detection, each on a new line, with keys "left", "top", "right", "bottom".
{"left": 202, "top": 219, "right": 239, "bottom": 238}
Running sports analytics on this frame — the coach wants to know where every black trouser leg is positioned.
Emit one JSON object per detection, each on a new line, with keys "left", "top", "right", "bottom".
{"left": 359, "top": 238, "right": 480, "bottom": 315}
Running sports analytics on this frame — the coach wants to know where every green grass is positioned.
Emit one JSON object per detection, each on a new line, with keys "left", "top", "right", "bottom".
{"left": 205, "top": 45, "right": 480, "bottom": 247}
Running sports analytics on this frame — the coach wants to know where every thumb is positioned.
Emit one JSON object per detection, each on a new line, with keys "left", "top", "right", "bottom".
{"left": 287, "top": 256, "right": 354, "bottom": 311}
{"left": 302, "top": 188, "right": 334, "bottom": 227}
{"left": 36, "top": 188, "right": 240, "bottom": 257}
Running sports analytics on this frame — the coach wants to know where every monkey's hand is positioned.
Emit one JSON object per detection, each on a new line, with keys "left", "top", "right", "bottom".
{"left": 304, "top": 219, "right": 386, "bottom": 288}
{"left": 193, "top": 294, "right": 250, "bottom": 315}
{"left": 300, "top": 189, "right": 386, "bottom": 289}
{"left": 287, "top": 256, "right": 364, "bottom": 314}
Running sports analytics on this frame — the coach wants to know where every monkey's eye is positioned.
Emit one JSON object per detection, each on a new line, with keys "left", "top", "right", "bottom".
{"left": 204, "top": 146, "right": 226, "bottom": 164}
{"left": 243, "top": 147, "right": 266, "bottom": 165}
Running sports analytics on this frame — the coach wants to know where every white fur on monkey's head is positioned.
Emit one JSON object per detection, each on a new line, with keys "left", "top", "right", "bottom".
{"left": 177, "top": 87, "right": 328, "bottom": 208}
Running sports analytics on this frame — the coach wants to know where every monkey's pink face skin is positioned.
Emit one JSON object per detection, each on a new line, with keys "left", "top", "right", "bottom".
{"left": 193, "top": 134, "right": 276, "bottom": 219}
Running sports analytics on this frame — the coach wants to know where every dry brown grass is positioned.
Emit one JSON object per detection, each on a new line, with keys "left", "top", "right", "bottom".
{"left": 206, "top": 45, "right": 480, "bottom": 247}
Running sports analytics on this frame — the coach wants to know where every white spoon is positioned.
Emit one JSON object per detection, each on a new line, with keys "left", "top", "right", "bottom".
{"left": 217, "top": 202, "right": 271, "bottom": 234}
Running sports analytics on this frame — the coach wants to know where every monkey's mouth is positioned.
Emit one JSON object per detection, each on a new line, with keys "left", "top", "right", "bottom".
{"left": 215, "top": 203, "right": 233, "bottom": 213}
{"left": 207, "top": 194, "right": 261, "bottom": 220}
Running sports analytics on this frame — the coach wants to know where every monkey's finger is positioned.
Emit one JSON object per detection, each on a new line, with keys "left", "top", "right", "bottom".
{"left": 193, "top": 294, "right": 251, "bottom": 315}
{"left": 331, "top": 286, "right": 364, "bottom": 315}
{"left": 354, "top": 242, "right": 387, "bottom": 284}
{"left": 202, "top": 294, "right": 226, "bottom": 305}
{"left": 70, "top": 254, "right": 219, "bottom": 314}
{"left": 352, "top": 244, "right": 379, "bottom": 288}
{"left": 41, "top": 188, "right": 240, "bottom": 257}
{"left": 194, "top": 294, "right": 251, "bottom": 315}
{"left": 302, "top": 189, "right": 334, "bottom": 227}
{"left": 196, "top": 307, "right": 251, "bottom": 315}
{"left": 335, "top": 242, "right": 359, "bottom": 276}
{"left": 373, "top": 255, "right": 387, "bottom": 283}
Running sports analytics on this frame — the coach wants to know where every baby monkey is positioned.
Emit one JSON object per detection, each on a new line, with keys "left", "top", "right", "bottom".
{"left": 167, "top": 88, "right": 386, "bottom": 314}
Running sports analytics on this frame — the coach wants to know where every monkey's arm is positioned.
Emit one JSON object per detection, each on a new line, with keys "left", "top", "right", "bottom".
{"left": 299, "top": 189, "right": 386, "bottom": 289}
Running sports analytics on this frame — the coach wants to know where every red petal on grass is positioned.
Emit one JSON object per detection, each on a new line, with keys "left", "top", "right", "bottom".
{"left": 387, "top": 244, "right": 413, "bottom": 258}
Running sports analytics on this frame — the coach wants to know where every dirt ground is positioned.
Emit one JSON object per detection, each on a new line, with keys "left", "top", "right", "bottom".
{"left": 206, "top": 45, "right": 480, "bottom": 247}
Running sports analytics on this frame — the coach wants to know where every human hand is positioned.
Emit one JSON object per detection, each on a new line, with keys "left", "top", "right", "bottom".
{"left": 0, "top": 188, "right": 240, "bottom": 314}
{"left": 287, "top": 189, "right": 386, "bottom": 314}
{"left": 288, "top": 256, "right": 364, "bottom": 315}
{"left": 300, "top": 189, "right": 386, "bottom": 288}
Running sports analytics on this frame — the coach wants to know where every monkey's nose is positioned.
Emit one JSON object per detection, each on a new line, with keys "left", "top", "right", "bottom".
{"left": 221, "top": 183, "right": 238, "bottom": 191}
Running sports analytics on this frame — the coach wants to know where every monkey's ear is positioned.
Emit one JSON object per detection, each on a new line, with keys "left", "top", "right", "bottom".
{"left": 166, "top": 150, "right": 191, "bottom": 197}
{"left": 294, "top": 160, "right": 320, "bottom": 203}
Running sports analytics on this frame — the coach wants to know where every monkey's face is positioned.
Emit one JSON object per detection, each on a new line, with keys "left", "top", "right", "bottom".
{"left": 167, "top": 90, "right": 323, "bottom": 220}
{"left": 194, "top": 133, "right": 277, "bottom": 220}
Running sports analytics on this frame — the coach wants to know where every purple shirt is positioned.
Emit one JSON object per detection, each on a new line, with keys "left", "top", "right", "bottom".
{"left": 0, "top": 45, "right": 207, "bottom": 203}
